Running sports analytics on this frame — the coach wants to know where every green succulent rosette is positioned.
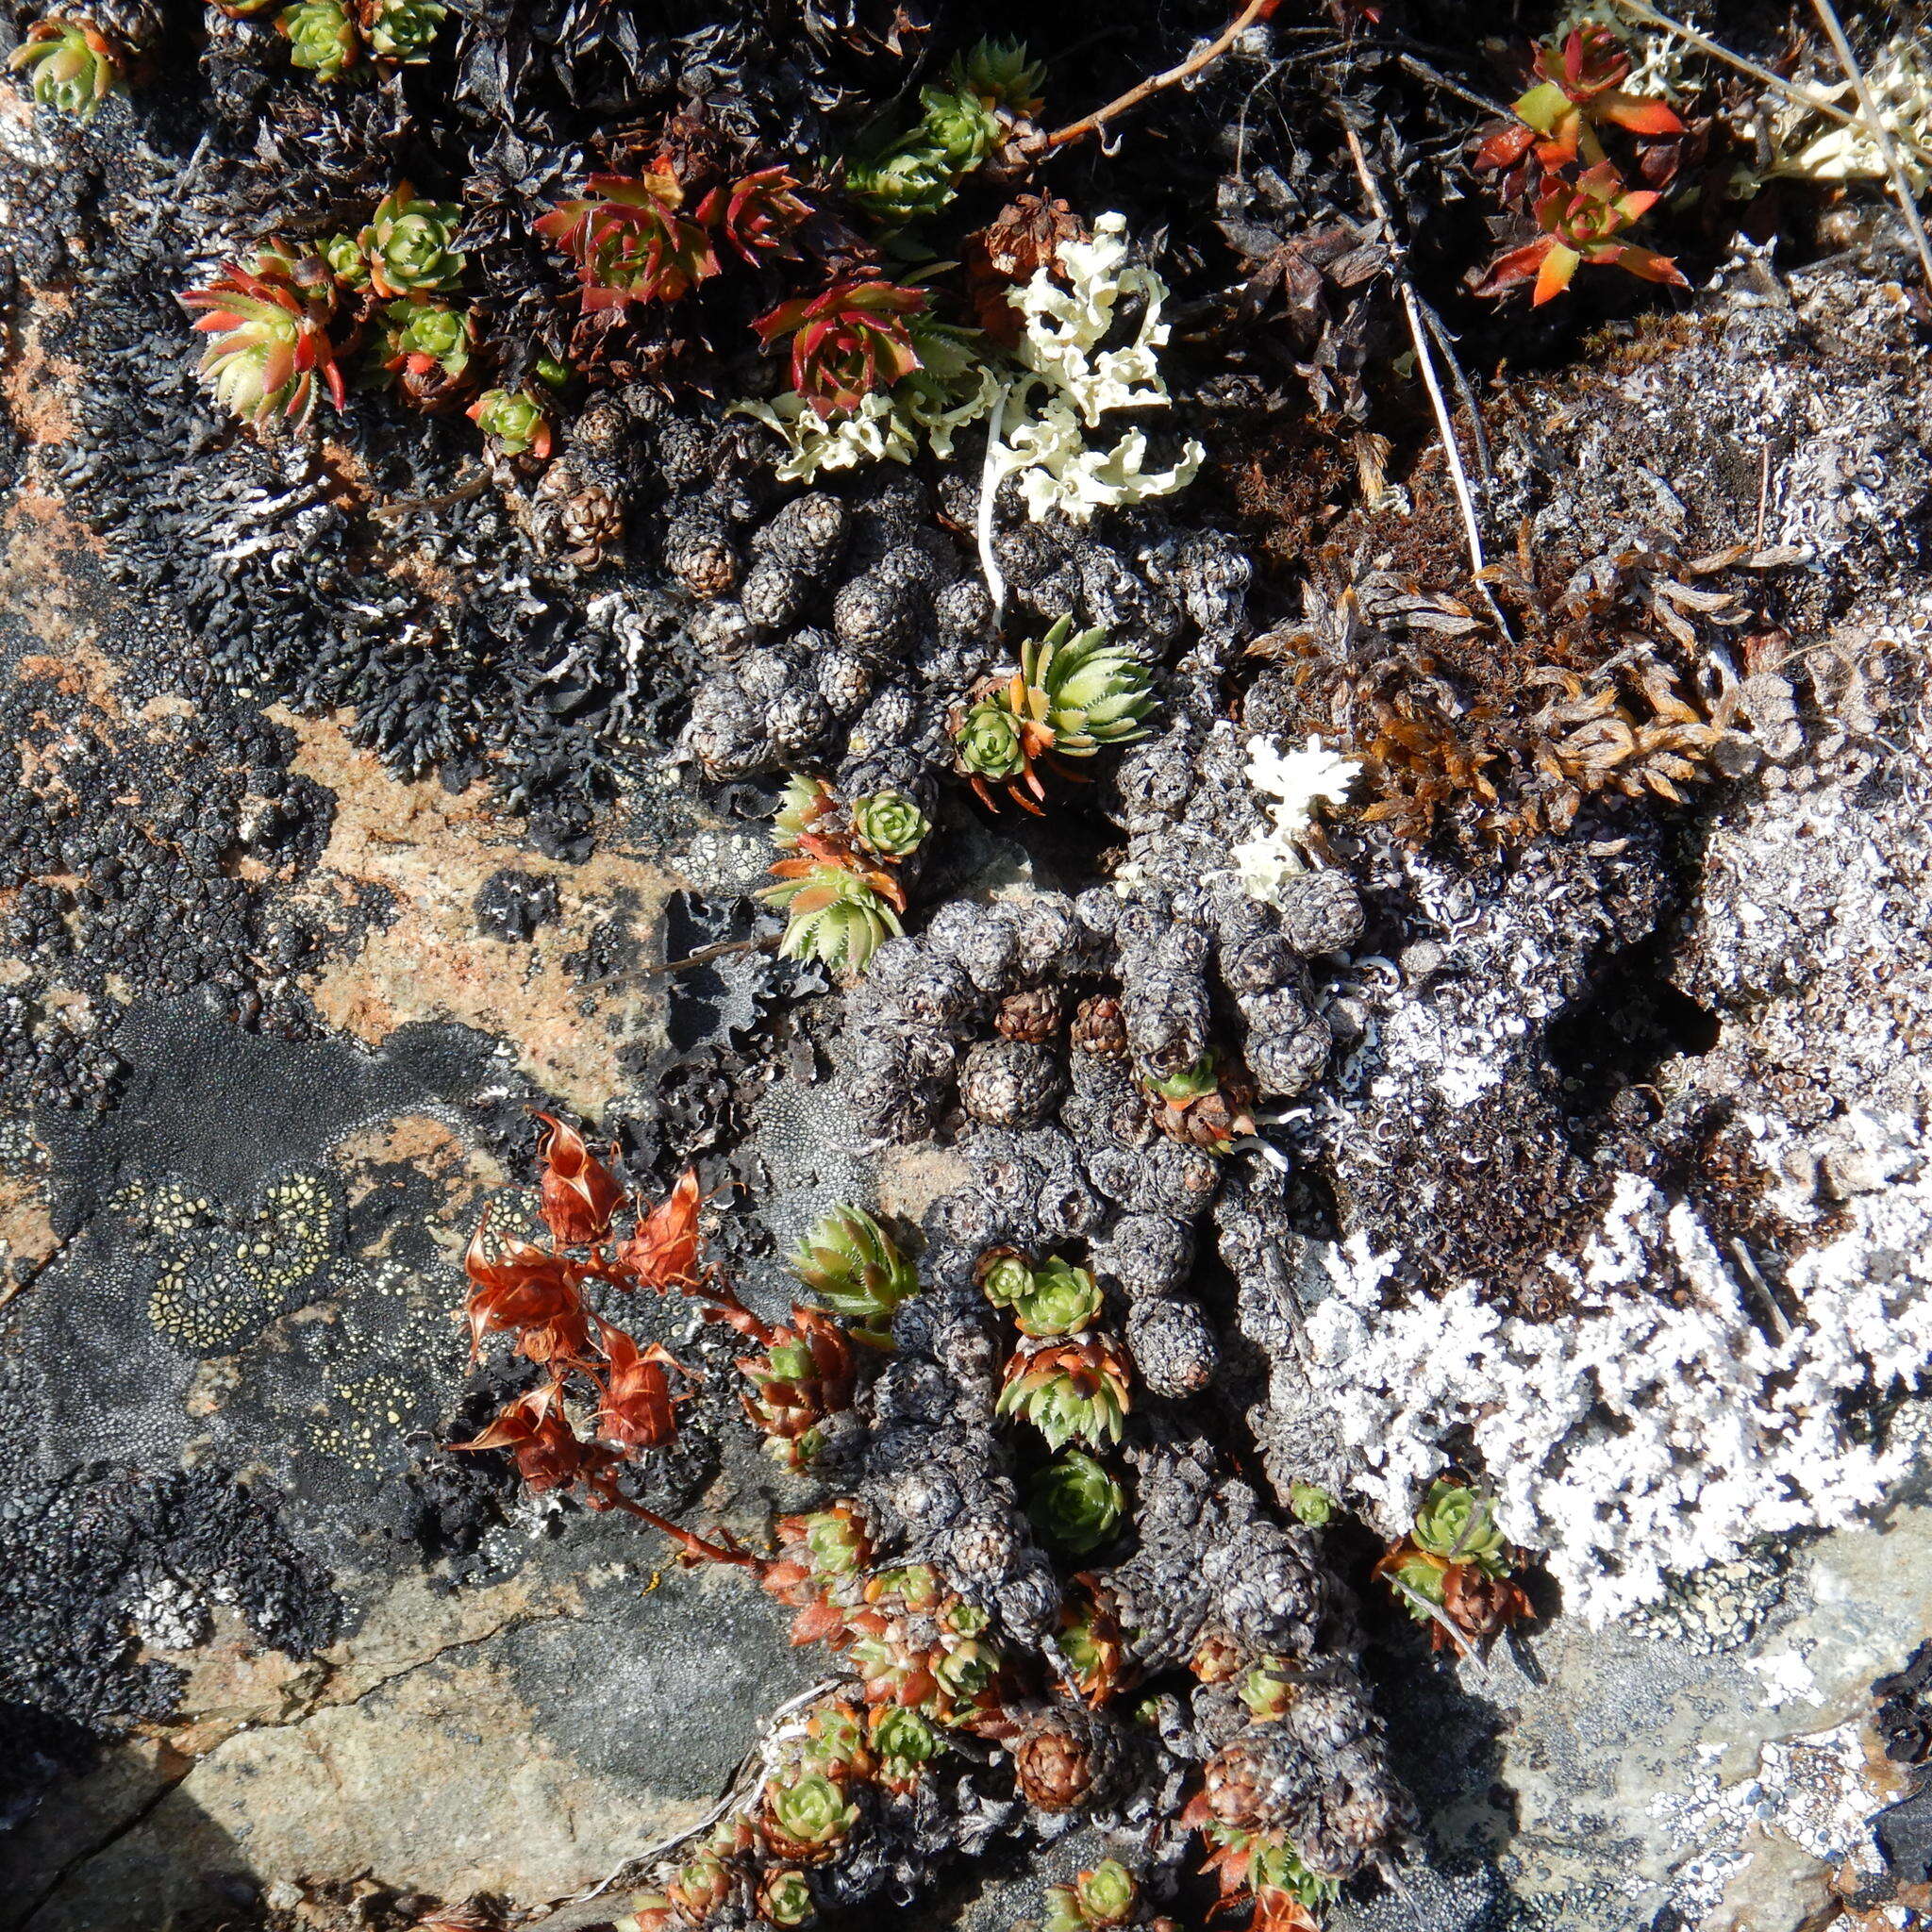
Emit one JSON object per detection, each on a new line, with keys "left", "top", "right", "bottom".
{"left": 846, "top": 143, "right": 956, "bottom": 223}
{"left": 1024, "top": 615, "right": 1157, "bottom": 757}
{"left": 363, "top": 0, "right": 445, "bottom": 62}
{"left": 931, "top": 1633, "right": 999, "bottom": 1706}
{"left": 1288, "top": 1481, "right": 1336, "bottom": 1527}
{"left": 321, "top": 232, "right": 368, "bottom": 286}
{"left": 1239, "top": 1655, "right": 1298, "bottom": 1722}
{"left": 869, "top": 1562, "right": 941, "bottom": 1609}
{"left": 852, "top": 789, "right": 929, "bottom": 858}
{"left": 1387, "top": 1546, "right": 1450, "bottom": 1614}
{"left": 942, "top": 1599, "right": 990, "bottom": 1639}
{"left": 801, "top": 1508, "right": 867, "bottom": 1578}
{"left": 1012, "top": 1257, "right": 1103, "bottom": 1339}
{"left": 8, "top": 20, "right": 121, "bottom": 120}
{"left": 916, "top": 81, "right": 1001, "bottom": 172}
{"left": 801, "top": 1702, "right": 868, "bottom": 1776}
{"left": 386, "top": 296, "right": 471, "bottom": 374}
{"left": 956, "top": 698, "right": 1026, "bottom": 780}
{"left": 997, "top": 1339, "right": 1130, "bottom": 1452}
{"left": 951, "top": 36, "right": 1046, "bottom": 114}
{"left": 871, "top": 1706, "right": 938, "bottom": 1780}
{"left": 758, "top": 1868, "right": 815, "bottom": 1928}
{"left": 977, "top": 1249, "right": 1035, "bottom": 1309}
{"left": 1411, "top": 1478, "right": 1509, "bottom": 1573}
{"left": 1250, "top": 1840, "right": 1341, "bottom": 1910}
{"left": 765, "top": 1771, "right": 858, "bottom": 1853}
{"left": 278, "top": 0, "right": 358, "bottom": 80}
{"left": 469, "top": 386, "right": 550, "bottom": 458}
{"left": 1026, "top": 1448, "right": 1124, "bottom": 1555}
{"left": 760, "top": 861, "right": 903, "bottom": 980}
{"left": 358, "top": 183, "right": 464, "bottom": 296}
{"left": 788, "top": 1203, "right": 918, "bottom": 1335}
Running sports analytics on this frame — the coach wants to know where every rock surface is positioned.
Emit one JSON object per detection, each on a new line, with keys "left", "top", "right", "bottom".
{"left": 1, "top": 34, "right": 1930, "bottom": 1932}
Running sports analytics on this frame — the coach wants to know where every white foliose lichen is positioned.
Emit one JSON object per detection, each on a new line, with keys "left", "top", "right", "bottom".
{"left": 734, "top": 357, "right": 1001, "bottom": 485}
{"left": 1228, "top": 732, "right": 1360, "bottom": 903}
{"left": 992, "top": 211, "right": 1206, "bottom": 523}
{"left": 1268, "top": 1113, "right": 1932, "bottom": 1625}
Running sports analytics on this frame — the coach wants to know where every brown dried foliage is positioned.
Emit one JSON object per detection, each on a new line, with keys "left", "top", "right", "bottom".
{"left": 1247, "top": 532, "right": 1790, "bottom": 846}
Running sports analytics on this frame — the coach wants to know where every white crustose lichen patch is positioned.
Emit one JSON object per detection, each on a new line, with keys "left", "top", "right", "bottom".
{"left": 1271, "top": 1120, "right": 1932, "bottom": 1625}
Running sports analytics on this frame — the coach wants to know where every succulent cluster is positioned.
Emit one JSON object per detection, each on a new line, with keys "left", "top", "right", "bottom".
{"left": 23, "top": 1, "right": 1891, "bottom": 1923}
{"left": 454, "top": 1119, "right": 876, "bottom": 1522}
{"left": 1374, "top": 1479, "right": 1533, "bottom": 1656}
{"left": 538, "top": 163, "right": 808, "bottom": 311}
{"left": 954, "top": 615, "right": 1158, "bottom": 814}
{"left": 846, "top": 38, "right": 1047, "bottom": 223}
{"left": 455, "top": 1093, "right": 1414, "bottom": 1927}
{"left": 1474, "top": 25, "right": 1688, "bottom": 304}
{"left": 275, "top": 0, "right": 447, "bottom": 81}
{"left": 758, "top": 774, "right": 929, "bottom": 979}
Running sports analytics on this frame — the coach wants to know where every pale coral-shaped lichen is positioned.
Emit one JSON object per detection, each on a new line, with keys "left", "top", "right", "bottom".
{"left": 1229, "top": 733, "right": 1360, "bottom": 904}
{"left": 1758, "top": 34, "right": 1932, "bottom": 191}
{"left": 991, "top": 211, "right": 1205, "bottom": 524}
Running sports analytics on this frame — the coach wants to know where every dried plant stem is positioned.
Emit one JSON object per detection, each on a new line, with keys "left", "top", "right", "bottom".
{"left": 1604, "top": 0, "right": 1858, "bottom": 126}
{"left": 978, "top": 377, "right": 1011, "bottom": 615}
{"left": 1045, "top": 0, "right": 1274, "bottom": 151}
{"left": 1338, "top": 117, "right": 1512, "bottom": 638}
{"left": 644, "top": 934, "right": 779, "bottom": 975}
{"left": 1807, "top": 0, "right": 1932, "bottom": 291}
{"left": 370, "top": 471, "right": 491, "bottom": 519}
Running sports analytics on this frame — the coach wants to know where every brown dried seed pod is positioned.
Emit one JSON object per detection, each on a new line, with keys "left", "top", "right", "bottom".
{"left": 996, "top": 986, "right": 1064, "bottom": 1044}
{"left": 979, "top": 193, "right": 1087, "bottom": 281}
{"left": 1072, "top": 995, "right": 1128, "bottom": 1058}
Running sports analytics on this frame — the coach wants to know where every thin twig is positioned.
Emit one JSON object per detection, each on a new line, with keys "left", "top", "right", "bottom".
{"left": 1415, "top": 295, "right": 1495, "bottom": 491}
{"left": 1604, "top": 0, "right": 1860, "bottom": 126}
{"left": 1045, "top": 0, "right": 1274, "bottom": 151}
{"left": 1338, "top": 116, "right": 1513, "bottom": 638}
{"left": 1807, "top": 0, "right": 1932, "bottom": 291}
{"left": 1393, "top": 51, "right": 1514, "bottom": 121}
{"left": 642, "top": 934, "right": 779, "bottom": 976}
{"left": 370, "top": 471, "right": 491, "bottom": 519}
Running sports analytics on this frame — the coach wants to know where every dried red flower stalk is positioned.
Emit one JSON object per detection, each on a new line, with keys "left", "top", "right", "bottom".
{"left": 535, "top": 1110, "right": 626, "bottom": 1245}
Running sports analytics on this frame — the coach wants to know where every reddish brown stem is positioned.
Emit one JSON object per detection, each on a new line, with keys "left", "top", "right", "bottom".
{"left": 689, "top": 1273, "right": 776, "bottom": 1347}
{"left": 590, "top": 1478, "right": 765, "bottom": 1571}
{"left": 1044, "top": 0, "right": 1274, "bottom": 151}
